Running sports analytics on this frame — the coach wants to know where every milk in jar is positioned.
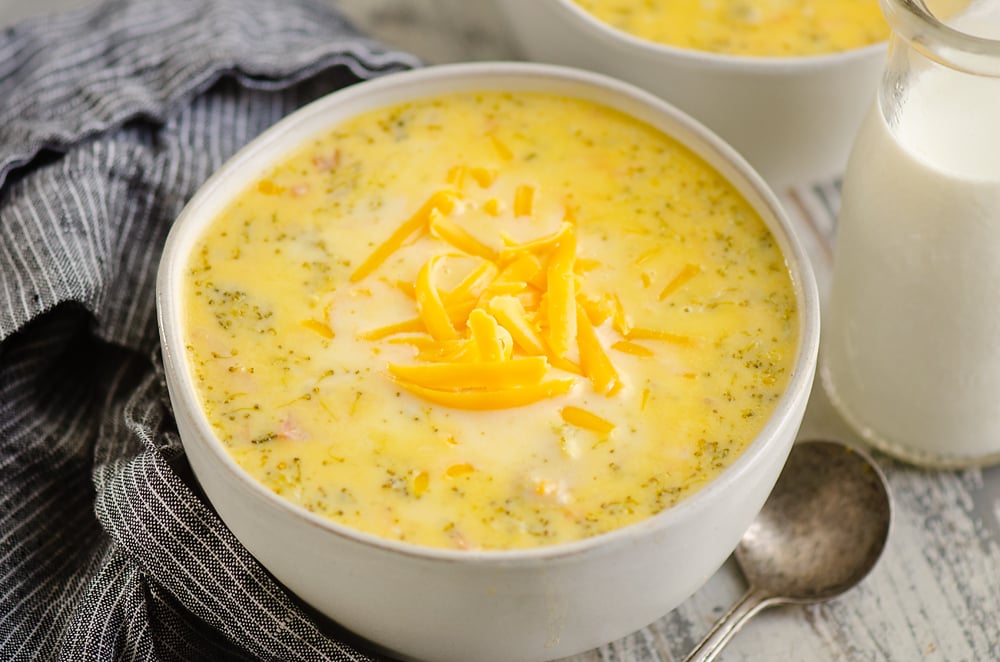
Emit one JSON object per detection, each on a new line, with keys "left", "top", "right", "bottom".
{"left": 822, "top": 0, "right": 1000, "bottom": 466}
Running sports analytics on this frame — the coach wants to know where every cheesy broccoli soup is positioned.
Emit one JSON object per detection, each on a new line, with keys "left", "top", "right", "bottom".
{"left": 182, "top": 91, "right": 798, "bottom": 550}
{"left": 572, "top": 0, "right": 888, "bottom": 57}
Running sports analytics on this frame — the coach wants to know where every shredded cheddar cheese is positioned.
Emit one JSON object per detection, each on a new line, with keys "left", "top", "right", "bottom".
{"left": 488, "top": 295, "right": 546, "bottom": 356}
{"left": 388, "top": 358, "right": 547, "bottom": 391}
{"left": 626, "top": 327, "right": 694, "bottom": 345}
{"left": 469, "top": 167, "right": 496, "bottom": 188}
{"left": 544, "top": 225, "right": 578, "bottom": 359}
{"left": 513, "top": 184, "right": 535, "bottom": 217}
{"left": 482, "top": 198, "right": 503, "bottom": 216}
{"left": 576, "top": 304, "right": 621, "bottom": 396}
{"left": 300, "top": 318, "right": 335, "bottom": 339}
{"left": 443, "top": 260, "right": 498, "bottom": 305}
{"left": 429, "top": 212, "right": 498, "bottom": 262}
{"left": 446, "top": 165, "right": 467, "bottom": 187}
{"left": 561, "top": 406, "right": 615, "bottom": 434}
{"left": 415, "top": 257, "right": 460, "bottom": 341}
{"left": 446, "top": 463, "right": 476, "bottom": 477}
{"left": 611, "top": 340, "right": 654, "bottom": 357}
{"left": 257, "top": 179, "right": 285, "bottom": 196}
{"left": 412, "top": 470, "right": 430, "bottom": 496}
{"left": 350, "top": 190, "right": 457, "bottom": 283}
{"left": 659, "top": 263, "right": 702, "bottom": 301}
{"left": 490, "top": 135, "right": 514, "bottom": 161}
{"left": 394, "top": 378, "right": 575, "bottom": 410}
{"left": 350, "top": 178, "right": 643, "bottom": 410}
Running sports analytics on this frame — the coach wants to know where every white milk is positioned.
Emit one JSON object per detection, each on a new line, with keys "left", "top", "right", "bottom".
{"left": 939, "top": 0, "right": 1000, "bottom": 39}
{"left": 822, "top": 9, "right": 1000, "bottom": 465}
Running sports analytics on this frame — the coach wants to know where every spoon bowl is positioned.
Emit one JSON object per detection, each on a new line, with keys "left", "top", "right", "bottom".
{"left": 685, "top": 439, "right": 892, "bottom": 662}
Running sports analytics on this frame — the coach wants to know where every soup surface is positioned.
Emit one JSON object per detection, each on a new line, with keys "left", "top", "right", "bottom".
{"left": 571, "top": 0, "right": 887, "bottom": 56}
{"left": 182, "top": 91, "right": 798, "bottom": 550}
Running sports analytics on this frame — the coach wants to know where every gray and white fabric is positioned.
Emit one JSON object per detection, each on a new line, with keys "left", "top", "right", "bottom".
{"left": 0, "top": 1, "right": 418, "bottom": 659}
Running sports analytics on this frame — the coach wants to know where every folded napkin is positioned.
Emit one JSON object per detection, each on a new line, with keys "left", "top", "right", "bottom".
{"left": 0, "top": 1, "right": 419, "bottom": 659}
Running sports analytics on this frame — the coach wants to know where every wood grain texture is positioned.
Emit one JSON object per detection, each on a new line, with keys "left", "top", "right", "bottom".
{"left": 332, "top": 3, "right": 1000, "bottom": 660}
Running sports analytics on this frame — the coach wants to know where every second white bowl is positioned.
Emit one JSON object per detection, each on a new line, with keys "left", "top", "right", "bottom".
{"left": 495, "top": 0, "right": 887, "bottom": 188}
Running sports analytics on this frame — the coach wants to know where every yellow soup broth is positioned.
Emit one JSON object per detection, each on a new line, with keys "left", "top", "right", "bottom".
{"left": 572, "top": 0, "right": 888, "bottom": 56}
{"left": 182, "top": 92, "right": 799, "bottom": 550}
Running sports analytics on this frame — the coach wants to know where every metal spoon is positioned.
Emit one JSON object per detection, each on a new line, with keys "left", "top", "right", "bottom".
{"left": 683, "top": 439, "right": 892, "bottom": 662}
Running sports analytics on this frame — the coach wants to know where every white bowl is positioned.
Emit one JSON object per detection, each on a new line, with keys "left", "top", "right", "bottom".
{"left": 156, "top": 62, "right": 820, "bottom": 662}
{"left": 494, "top": 0, "right": 887, "bottom": 188}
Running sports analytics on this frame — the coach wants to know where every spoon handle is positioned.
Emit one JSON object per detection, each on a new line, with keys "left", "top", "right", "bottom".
{"left": 682, "top": 586, "right": 776, "bottom": 662}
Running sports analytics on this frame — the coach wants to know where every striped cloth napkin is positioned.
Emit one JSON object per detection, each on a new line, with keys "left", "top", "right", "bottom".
{"left": 0, "top": 1, "right": 418, "bottom": 659}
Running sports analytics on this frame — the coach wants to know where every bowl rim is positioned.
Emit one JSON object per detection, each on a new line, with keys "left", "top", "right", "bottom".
{"left": 548, "top": 0, "right": 888, "bottom": 69}
{"left": 156, "top": 60, "right": 820, "bottom": 565}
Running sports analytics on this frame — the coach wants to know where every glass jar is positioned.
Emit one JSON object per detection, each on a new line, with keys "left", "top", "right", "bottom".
{"left": 822, "top": 0, "right": 1000, "bottom": 468}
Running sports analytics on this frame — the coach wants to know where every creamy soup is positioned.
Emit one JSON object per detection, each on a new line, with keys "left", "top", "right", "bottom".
{"left": 572, "top": 0, "right": 888, "bottom": 56}
{"left": 182, "top": 92, "right": 798, "bottom": 550}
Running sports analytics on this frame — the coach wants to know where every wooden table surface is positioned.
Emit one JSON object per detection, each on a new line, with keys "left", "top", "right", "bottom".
{"left": 330, "top": 3, "right": 1000, "bottom": 661}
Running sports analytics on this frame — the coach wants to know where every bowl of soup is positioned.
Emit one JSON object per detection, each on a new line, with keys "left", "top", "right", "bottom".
{"left": 494, "top": 0, "right": 889, "bottom": 188}
{"left": 156, "top": 62, "right": 819, "bottom": 662}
